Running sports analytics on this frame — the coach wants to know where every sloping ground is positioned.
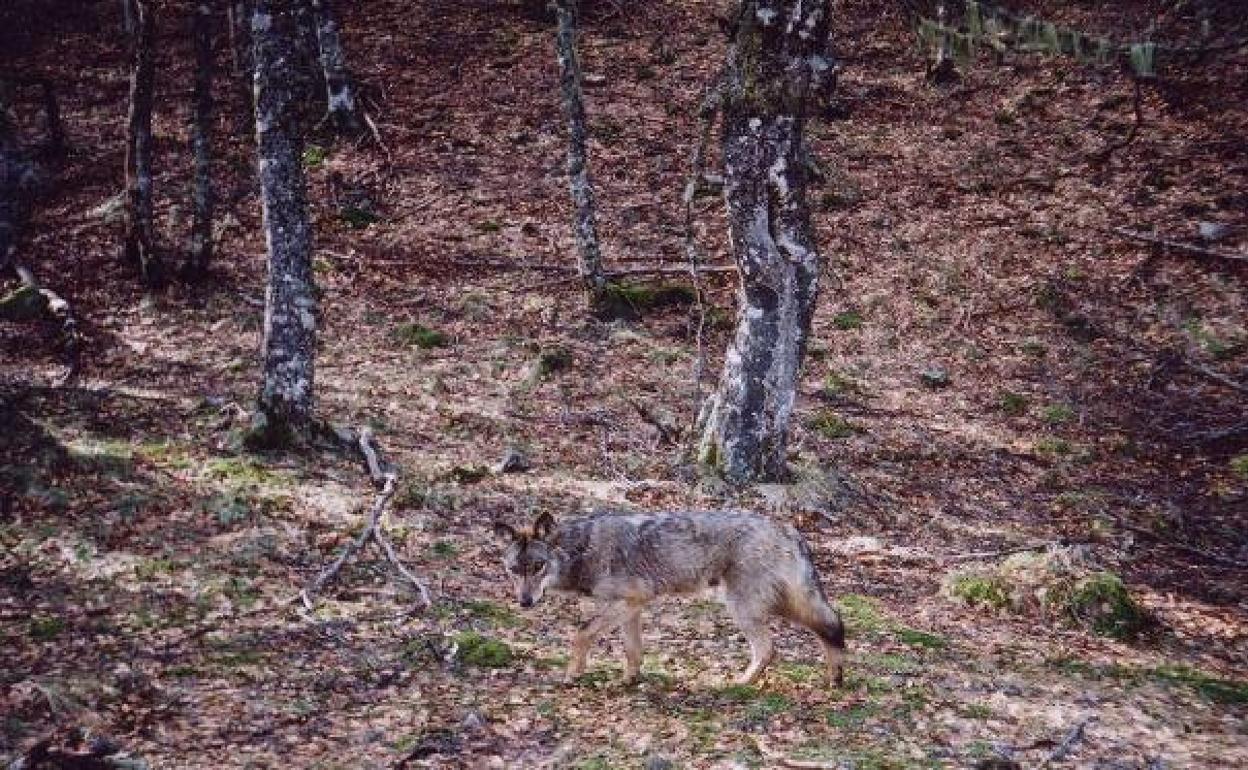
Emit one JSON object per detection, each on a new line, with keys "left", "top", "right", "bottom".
{"left": 1, "top": 0, "right": 1245, "bottom": 767}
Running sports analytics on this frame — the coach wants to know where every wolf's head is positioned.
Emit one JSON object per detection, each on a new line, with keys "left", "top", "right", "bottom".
{"left": 493, "top": 512, "right": 561, "bottom": 608}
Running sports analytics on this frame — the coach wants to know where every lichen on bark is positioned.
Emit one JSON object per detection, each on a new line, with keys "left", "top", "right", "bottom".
{"left": 696, "top": 0, "right": 833, "bottom": 484}
{"left": 553, "top": 0, "right": 607, "bottom": 303}
{"left": 248, "top": 0, "right": 317, "bottom": 449}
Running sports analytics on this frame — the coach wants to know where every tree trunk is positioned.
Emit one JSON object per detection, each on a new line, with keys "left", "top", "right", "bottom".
{"left": 695, "top": 0, "right": 833, "bottom": 484}
{"left": 122, "top": 0, "right": 160, "bottom": 289}
{"left": 248, "top": 0, "right": 317, "bottom": 448}
{"left": 308, "top": 0, "right": 363, "bottom": 135}
{"left": 553, "top": 0, "right": 607, "bottom": 301}
{"left": 0, "top": 109, "right": 38, "bottom": 265}
{"left": 121, "top": 0, "right": 136, "bottom": 37}
{"left": 228, "top": 1, "right": 254, "bottom": 131}
{"left": 38, "top": 79, "right": 67, "bottom": 156}
{"left": 187, "top": 1, "right": 214, "bottom": 279}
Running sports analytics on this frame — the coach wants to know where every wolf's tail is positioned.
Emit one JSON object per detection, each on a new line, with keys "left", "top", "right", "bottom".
{"left": 785, "top": 529, "right": 846, "bottom": 684}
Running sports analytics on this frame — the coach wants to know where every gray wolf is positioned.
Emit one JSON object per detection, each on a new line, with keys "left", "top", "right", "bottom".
{"left": 493, "top": 511, "right": 845, "bottom": 686}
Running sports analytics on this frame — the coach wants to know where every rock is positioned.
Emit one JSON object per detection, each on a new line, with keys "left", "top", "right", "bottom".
{"left": 493, "top": 447, "right": 530, "bottom": 474}
{"left": 582, "top": 72, "right": 607, "bottom": 87}
{"left": 1197, "top": 221, "right": 1231, "bottom": 242}
{"left": 644, "top": 756, "right": 676, "bottom": 770}
{"left": 461, "top": 709, "right": 488, "bottom": 733}
{"left": 920, "top": 365, "right": 951, "bottom": 389}
{"left": 0, "top": 284, "right": 49, "bottom": 321}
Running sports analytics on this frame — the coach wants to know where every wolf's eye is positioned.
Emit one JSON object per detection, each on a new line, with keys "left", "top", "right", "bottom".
{"left": 530, "top": 559, "right": 546, "bottom": 573}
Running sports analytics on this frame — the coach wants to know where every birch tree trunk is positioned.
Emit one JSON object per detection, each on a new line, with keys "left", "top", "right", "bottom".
{"left": 696, "top": 0, "right": 833, "bottom": 484}
{"left": 553, "top": 0, "right": 607, "bottom": 302}
{"left": 122, "top": 0, "right": 160, "bottom": 289}
{"left": 248, "top": 0, "right": 317, "bottom": 447}
{"left": 187, "top": 1, "right": 214, "bottom": 278}
{"left": 308, "top": 0, "right": 363, "bottom": 135}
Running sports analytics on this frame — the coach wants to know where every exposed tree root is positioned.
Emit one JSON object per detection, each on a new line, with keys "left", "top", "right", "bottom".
{"left": 9, "top": 727, "right": 148, "bottom": 770}
{"left": 2, "top": 255, "right": 80, "bottom": 385}
{"left": 299, "top": 427, "right": 432, "bottom": 609}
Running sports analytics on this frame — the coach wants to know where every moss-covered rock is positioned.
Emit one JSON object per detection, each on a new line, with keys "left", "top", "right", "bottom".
{"left": 942, "top": 547, "right": 1148, "bottom": 638}
{"left": 1062, "top": 572, "right": 1148, "bottom": 639}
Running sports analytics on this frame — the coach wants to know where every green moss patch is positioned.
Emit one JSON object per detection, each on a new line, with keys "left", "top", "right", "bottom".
{"left": 808, "top": 409, "right": 859, "bottom": 440}
{"left": 594, "top": 281, "right": 696, "bottom": 320}
{"left": 454, "top": 631, "right": 514, "bottom": 668}
{"left": 832, "top": 310, "right": 864, "bottom": 330}
{"left": 394, "top": 322, "right": 449, "bottom": 349}
{"left": 837, "top": 594, "right": 886, "bottom": 633}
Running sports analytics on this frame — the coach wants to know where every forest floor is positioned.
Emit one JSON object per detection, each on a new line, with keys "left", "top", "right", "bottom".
{"left": 2, "top": 0, "right": 1247, "bottom": 768}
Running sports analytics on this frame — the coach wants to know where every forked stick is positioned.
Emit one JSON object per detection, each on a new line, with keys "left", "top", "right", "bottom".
{"left": 300, "top": 427, "right": 432, "bottom": 609}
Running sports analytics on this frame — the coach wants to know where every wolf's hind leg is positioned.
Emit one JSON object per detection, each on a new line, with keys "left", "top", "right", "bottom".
{"left": 567, "top": 601, "right": 629, "bottom": 682}
{"left": 621, "top": 603, "right": 643, "bottom": 684}
{"left": 783, "top": 588, "right": 846, "bottom": 687}
{"left": 726, "top": 598, "right": 775, "bottom": 685}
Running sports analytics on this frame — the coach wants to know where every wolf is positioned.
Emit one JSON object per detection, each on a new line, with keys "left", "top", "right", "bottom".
{"left": 493, "top": 511, "right": 845, "bottom": 687}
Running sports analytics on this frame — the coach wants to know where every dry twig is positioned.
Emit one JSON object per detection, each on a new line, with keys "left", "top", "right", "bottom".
{"left": 300, "top": 427, "right": 432, "bottom": 609}
{"left": 683, "top": 69, "right": 724, "bottom": 448}
{"left": 752, "top": 736, "right": 839, "bottom": 769}
{"left": 1111, "top": 226, "right": 1248, "bottom": 263}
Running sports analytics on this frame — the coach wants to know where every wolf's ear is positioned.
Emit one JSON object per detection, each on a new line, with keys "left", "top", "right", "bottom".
{"left": 532, "top": 512, "right": 556, "bottom": 540}
{"left": 492, "top": 520, "right": 517, "bottom": 541}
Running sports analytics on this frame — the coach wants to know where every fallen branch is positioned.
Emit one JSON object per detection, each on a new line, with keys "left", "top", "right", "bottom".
{"left": 522, "top": 264, "right": 736, "bottom": 292}
{"left": 942, "top": 541, "right": 1066, "bottom": 563}
{"left": 1114, "top": 520, "right": 1248, "bottom": 570}
{"left": 752, "top": 736, "right": 839, "bottom": 769}
{"left": 1111, "top": 227, "right": 1248, "bottom": 263}
{"left": 10, "top": 729, "right": 149, "bottom": 770}
{"left": 1039, "top": 717, "right": 1093, "bottom": 767}
{"left": 1186, "top": 420, "right": 1248, "bottom": 451}
{"left": 2, "top": 255, "right": 81, "bottom": 385}
{"left": 1183, "top": 359, "right": 1248, "bottom": 395}
{"left": 300, "top": 427, "right": 432, "bottom": 609}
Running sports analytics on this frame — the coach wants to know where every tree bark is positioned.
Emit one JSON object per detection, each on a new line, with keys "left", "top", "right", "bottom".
{"left": 121, "top": 0, "right": 136, "bottom": 37}
{"left": 228, "top": 1, "right": 255, "bottom": 131}
{"left": 122, "top": 0, "right": 160, "bottom": 289}
{"left": 696, "top": 0, "right": 834, "bottom": 484}
{"left": 553, "top": 0, "right": 607, "bottom": 301}
{"left": 38, "top": 79, "right": 67, "bottom": 156}
{"left": 187, "top": 1, "right": 215, "bottom": 278}
{"left": 308, "top": 0, "right": 363, "bottom": 135}
{"left": 248, "top": 0, "right": 317, "bottom": 447}
{"left": 0, "top": 108, "right": 38, "bottom": 264}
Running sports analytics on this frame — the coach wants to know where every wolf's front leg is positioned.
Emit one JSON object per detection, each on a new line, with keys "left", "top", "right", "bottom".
{"left": 566, "top": 601, "right": 627, "bottom": 682}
